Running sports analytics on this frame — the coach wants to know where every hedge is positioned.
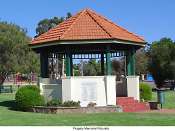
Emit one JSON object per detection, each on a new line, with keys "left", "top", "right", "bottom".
{"left": 15, "top": 85, "right": 45, "bottom": 111}
{"left": 140, "top": 83, "right": 152, "bottom": 101}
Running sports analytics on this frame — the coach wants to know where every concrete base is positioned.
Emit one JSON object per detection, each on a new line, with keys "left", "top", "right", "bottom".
{"left": 39, "top": 78, "right": 62, "bottom": 102}
{"left": 39, "top": 76, "right": 116, "bottom": 107}
{"left": 39, "top": 76, "right": 140, "bottom": 106}
{"left": 33, "top": 106, "right": 122, "bottom": 114}
{"left": 126, "top": 76, "right": 140, "bottom": 101}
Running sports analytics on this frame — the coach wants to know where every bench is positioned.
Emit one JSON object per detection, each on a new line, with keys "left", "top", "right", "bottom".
{"left": 0, "top": 85, "right": 13, "bottom": 93}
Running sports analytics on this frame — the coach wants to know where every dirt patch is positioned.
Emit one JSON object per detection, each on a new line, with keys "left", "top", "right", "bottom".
{"left": 142, "top": 109, "right": 175, "bottom": 114}
{"left": 32, "top": 106, "right": 122, "bottom": 114}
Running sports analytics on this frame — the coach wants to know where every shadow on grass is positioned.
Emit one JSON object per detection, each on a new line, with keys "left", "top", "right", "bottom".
{"left": 0, "top": 100, "right": 18, "bottom": 111}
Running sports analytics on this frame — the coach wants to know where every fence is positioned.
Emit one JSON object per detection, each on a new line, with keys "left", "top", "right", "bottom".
{"left": 4, "top": 73, "right": 38, "bottom": 85}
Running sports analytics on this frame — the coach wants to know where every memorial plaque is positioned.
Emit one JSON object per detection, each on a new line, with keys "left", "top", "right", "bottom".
{"left": 80, "top": 81, "right": 97, "bottom": 101}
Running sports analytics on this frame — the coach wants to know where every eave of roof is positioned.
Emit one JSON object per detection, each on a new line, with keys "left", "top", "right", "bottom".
{"left": 30, "top": 38, "right": 146, "bottom": 49}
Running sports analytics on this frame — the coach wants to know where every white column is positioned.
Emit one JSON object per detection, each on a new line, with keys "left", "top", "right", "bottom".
{"left": 39, "top": 78, "right": 50, "bottom": 95}
{"left": 126, "top": 76, "right": 140, "bottom": 100}
{"left": 39, "top": 81, "right": 44, "bottom": 95}
{"left": 62, "top": 77, "right": 71, "bottom": 102}
{"left": 105, "top": 76, "right": 116, "bottom": 105}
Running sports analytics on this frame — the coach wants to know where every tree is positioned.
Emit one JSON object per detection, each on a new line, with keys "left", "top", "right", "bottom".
{"left": 35, "top": 12, "right": 72, "bottom": 36}
{"left": 147, "top": 38, "right": 175, "bottom": 88}
{"left": 135, "top": 48, "right": 148, "bottom": 75}
{"left": 83, "top": 59, "right": 101, "bottom": 76}
{"left": 66, "top": 12, "right": 72, "bottom": 19}
{"left": 112, "top": 58, "right": 125, "bottom": 74}
{"left": 0, "top": 21, "right": 39, "bottom": 86}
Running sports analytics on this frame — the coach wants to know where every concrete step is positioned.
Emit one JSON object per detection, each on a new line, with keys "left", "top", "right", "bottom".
{"left": 116, "top": 97, "right": 150, "bottom": 112}
{"left": 116, "top": 97, "right": 135, "bottom": 105}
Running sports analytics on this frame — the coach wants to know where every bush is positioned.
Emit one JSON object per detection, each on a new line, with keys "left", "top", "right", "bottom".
{"left": 15, "top": 85, "right": 45, "bottom": 111}
{"left": 46, "top": 99, "right": 80, "bottom": 107}
{"left": 23, "top": 85, "right": 41, "bottom": 93}
{"left": 140, "top": 83, "right": 152, "bottom": 101}
{"left": 47, "top": 99, "right": 62, "bottom": 106}
{"left": 62, "top": 100, "right": 80, "bottom": 107}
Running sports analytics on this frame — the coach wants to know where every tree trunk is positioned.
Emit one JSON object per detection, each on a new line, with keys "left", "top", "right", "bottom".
{"left": 0, "top": 74, "right": 6, "bottom": 86}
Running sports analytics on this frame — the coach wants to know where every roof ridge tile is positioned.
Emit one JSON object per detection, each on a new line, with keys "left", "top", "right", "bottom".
{"left": 86, "top": 10, "right": 113, "bottom": 38}
{"left": 87, "top": 9, "right": 145, "bottom": 42}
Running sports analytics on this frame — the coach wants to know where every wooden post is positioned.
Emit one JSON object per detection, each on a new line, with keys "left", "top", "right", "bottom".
{"left": 101, "top": 53, "right": 105, "bottom": 75}
{"left": 126, "top": 48, "right": 136, "bottom": 76}
{"left": 62, "top": 55, "right": 65, "bottom": 77}
{"left": 106, "top": 46, "right": 112, "bottom": 75}
{"left": 131, "top": 48, "right": 136, "bottom": 75}
{"left": 66, "top": 52, "right": 71, "bottom": 76}
{"left": 40, "top": 51, "right": 49, "bottom": 78}
{"left": 70, "top": 54, "right": 73, "bottom": 76}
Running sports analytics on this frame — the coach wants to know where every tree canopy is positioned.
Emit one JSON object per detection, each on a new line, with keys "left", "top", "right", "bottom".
{"left": 83, "top": 59, "right": 101, "bottom": 76}
{"left": 147, "top": 38, "right": 175, "bottom": 88}
{"left": 0, "top": 21, "right": 39, "bottom": 85}
{"left": 72, "top": 58, "right": 124, "bottom": 77}
{"left": 135, "top": 48, "right": 149, "bottom": 75}
{"left": 35, "top": 12, "right": 72, "bottom": 36}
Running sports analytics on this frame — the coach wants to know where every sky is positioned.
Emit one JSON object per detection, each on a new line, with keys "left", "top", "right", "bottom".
{"left": 0, "top": 0, "right": 175, "bottom": 43}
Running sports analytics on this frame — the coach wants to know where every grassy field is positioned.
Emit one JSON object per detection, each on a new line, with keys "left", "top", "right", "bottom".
{"left": 152, "top": 90, "right": 175, "bottom": 109}
{"left": 0, "top": 91, "right": 175, "bottom": 126}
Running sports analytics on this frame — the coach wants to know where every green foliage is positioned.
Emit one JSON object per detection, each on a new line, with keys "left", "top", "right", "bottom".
{"left": 0, "top": 21, "right": 39, "bottom": 85}
{"left": 15, "top": 85, "right": 45, "bottom": 111}
{"left": 47, "top": 99, "right": 62, "bottom": 106}
{"left": 75, "top": 58, "right": 125, "bottom": 77}
{"left": 147, "top": 38, "right": 175, "bottom": 88}
{"left": 112, "top": 60, "right": 121, "bottom": 73}
{"left": 83, "top": 59, "right": 101, "bottom": 76}
{"left": 66, "top": 12, "right": 72, "bottom": 19}
{"left": 62, "top": 101, "right": 80, "bottom": 107}
{"left": 140, "top": 83, "right": 152, "bottom": 101}
{"left": 73, "top": 69, "right": 80, "bottom": 76}
{"left": 36, "top": 13, "right": 72, "bottom": 36}
{"left": 47, "top": 99, "right": 80, "bottom": 107}
{"left": 135, "top": 48, "right": 148, "bottom": 75}
{"left": 112, "top": 59, "right": 125, "bottom": 78}
{"left": 22, "top": 85, "right": 40, "bottom": 93}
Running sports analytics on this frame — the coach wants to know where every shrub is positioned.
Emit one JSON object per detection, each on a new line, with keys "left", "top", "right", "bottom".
{"left": 47, "top": 99, "right": 80, "bottom": 107}
{"left": 140, "top": 83, "right": 152, "bottom": 101}
{"left": 47, "top": 99, "right": 62, "bottom": 106}
{"left": 22, "top": 85, "right": 41, "bottom": 93}
{"left": 15, "top": 85, "right": 45, "bottom": 111}
{"left": 62, "top": 100, "right": 80, "bottom": 107}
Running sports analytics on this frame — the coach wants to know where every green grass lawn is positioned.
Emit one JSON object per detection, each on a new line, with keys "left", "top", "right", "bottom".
{"left": 0, "top": 91, "right": 175, "bottom": 126}
{"left": 152, "top": 90, "right": 175, "bottom": 109}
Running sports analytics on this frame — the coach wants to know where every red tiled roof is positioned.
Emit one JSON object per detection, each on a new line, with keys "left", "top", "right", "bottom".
{"left": 31, "top": 9, "right": 145, "bottom": 45}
